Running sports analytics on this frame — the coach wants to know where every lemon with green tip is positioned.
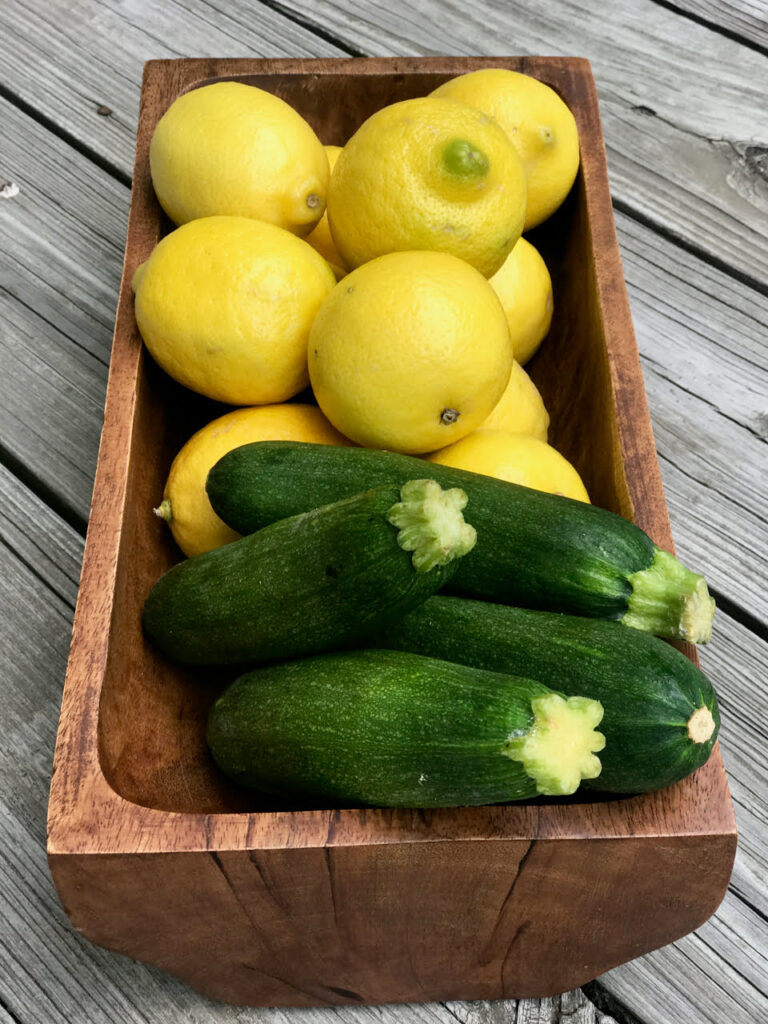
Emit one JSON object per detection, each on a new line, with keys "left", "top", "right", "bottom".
{"left": 481, "top": 361, "right": 550, "bottom": 441}
{"left": 305, "top": 145, "right": 348, "bottom": 278}
{"left": 156, "top": 404, "right": 351, "bottom": 557}
{"left": 489, "top": 237, "right": 553, "bottom": 364}
{"left": 427, "top": 430, "right": 589, "bottom": 502}
{"left": 132, "top": 216, "right": 336, "bottom": 405}
{"left": 327, "top": 97, "right": 527, "bottom": 277}
{"left": 432, "top": 69, "right": 579, "bottom": 229}
{"left": 149, "top": 81, "right": 329, "bottom": 234}
{"left": 309, "top": 251, "right": 513, "bottom": 454}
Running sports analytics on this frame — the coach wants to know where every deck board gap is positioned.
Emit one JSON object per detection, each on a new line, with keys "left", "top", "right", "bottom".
{"left": 707, "top": 586, "right": 768, "bottom": 646}
{"left": 612, "top": 197, "right": 768, "bottom": 299}
{"left": 0, "top": 442, "right": 88, "bottom": 539}
{"left": 0, "top": 284, "right": 112, "bottom": 371}
{"left": 0, "top": 81, "right": 132, "bottom": 189}
{"left": 693, "top": 930, "right": 768, "bottom": 1001}
{"left": 257, "top": 0, "right": 368, "bottom": 57}
{"left": 646, "top": 0, "right": 768, "bottom": 59}
{"left": 0, "top": 534, "right": 77, "bottom": 612}
{"left": 581, "top": 980, "right": 648, "bottom": 1024}
{"left": 640, "top": 352, "right": 768, "bottom": 443}
{"left": 730, "top": 888, "right": 768, "bottom": 929}
{"left": 0, "top": 992, "right": 23, "bottom": 1024}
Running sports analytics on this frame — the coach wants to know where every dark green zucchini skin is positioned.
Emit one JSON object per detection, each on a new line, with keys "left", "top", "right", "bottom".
{"left": 142, "top": 485, "right": 458, "bottom": 667}
{"left": 206, "top": 649, "right": 556, "bottom": 808}
{"left": 207, "top": 441, "right": 654, "bottom": 621}
{"left": 373, "top": 595, "right": 720, "bottom": 793}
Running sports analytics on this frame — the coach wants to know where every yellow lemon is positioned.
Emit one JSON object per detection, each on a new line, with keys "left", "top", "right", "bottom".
{"left": 305, "top": 145, "right": 347, "bottom": 278}
{"left": 481, "top": 361, "right": 549, "bottom": 441}
{"left": 133, "top": 216, "right": 336, "bottom": 405}
{"left": 432, "top": 69, "right": 579, "bottom": 229}
{"left": 489, "top": 237, "right": 553, "bottom": 365}
{"left": 427, "top": 430, "right": 589, "bottom": 502}
{"left": 156, "top": 404, "right": 351, "bottom": 557}
{"left": 149, "top": 81, "right": 329, "bottom": 235}
{"left": 327, "top": 97, "right": 527, "bottom": 277}
{"left": 309, "top": 251, "right": 513, "bottom": 454}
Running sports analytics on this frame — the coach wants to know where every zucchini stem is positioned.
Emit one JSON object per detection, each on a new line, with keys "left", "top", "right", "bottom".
{"left": 504, "top": 693, "right": 605, "bottom": 796}
{"left": 623, "top": 548, "right": 715, "bottom": 643}
{"left": 687, "top": 705, "right": 716, "bottom": 744}
{"left": 387, "top": 479, "right": 477, "bottom": 573}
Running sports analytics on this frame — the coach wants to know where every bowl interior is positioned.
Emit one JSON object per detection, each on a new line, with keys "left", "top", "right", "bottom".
{"left": 97, "top": 68, "right": 631, "bottom": 813}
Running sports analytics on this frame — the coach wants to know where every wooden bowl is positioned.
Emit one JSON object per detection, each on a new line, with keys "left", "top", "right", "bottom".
{"left": 47, "top": 57, "right": 736, "bottom": 1007}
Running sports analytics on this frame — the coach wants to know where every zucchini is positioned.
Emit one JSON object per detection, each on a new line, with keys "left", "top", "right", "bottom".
{"left": 206, "top": 441, "right": 715, "bottom": 642}
{"left": 206, "top": 649, "right": 606, "bottom": 807}
{"left": 373, "top": 595, "right": 720, "bottom": 793}
{"left": 142, "top": 479, "right": 475, "bottom": 666}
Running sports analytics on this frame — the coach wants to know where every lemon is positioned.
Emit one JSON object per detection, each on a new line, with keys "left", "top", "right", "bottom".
{"left": 427, "top": 430, "right": 589, "bottom": 502}
{"left": 489, "top": 237, "right": 553, "bottom": 365}
{"left": 309, "top": 251, "right": 513, "bottom": 454}
{"left": 149, "top": 81, "right": 329, "bottom": 235}
{"left": 305, "top": 145, "right": 347, "bottom": 278}
{"left": 327, "top": 97, "right": 527, "bottom": 277}
{"left": 432, "top": 69, "right": 579, "bottom": 229}
{"left": 481, "top": 361, "right": 549, "bottom": 441}
{"left": 133, "top": 216, "right": 336, "bottom": 405}
{"left": 156, "top": 404, "right": 351, "bottom": 557}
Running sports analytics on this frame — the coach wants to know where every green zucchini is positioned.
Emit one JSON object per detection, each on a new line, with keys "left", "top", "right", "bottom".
{"left": 206, "top": 441, "right": 715, "bottom": 642}
{"left": 373, "top": 595, "right": 720, "bottom": 793}
{"left": 206, "top": 649, "right": 606, "bottom": 807}
{"left": 142, "top": 479, "right": 476, "bottom": 666}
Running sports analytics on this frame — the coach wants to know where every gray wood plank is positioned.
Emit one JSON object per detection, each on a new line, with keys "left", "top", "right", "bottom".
{"left": 0, "top": 93, "right": 127, "bottom": 524}
{"left": 445, "top": 992, "right": 616, "bottom": 1023}
{"left": 617, "top": 209, "right": 768, "bottom": 439}
{"left": 672, "top": 1, "right": 768, "bottom": 51}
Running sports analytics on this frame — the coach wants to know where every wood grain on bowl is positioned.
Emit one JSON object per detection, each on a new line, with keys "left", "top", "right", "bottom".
{"left": 47, "top": 56, "right": 736, "bottom": 1007}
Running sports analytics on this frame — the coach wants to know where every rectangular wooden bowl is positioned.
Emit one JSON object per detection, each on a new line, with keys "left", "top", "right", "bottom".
{"left": 48, "top": 56, "right": 736, "bottom": 1007}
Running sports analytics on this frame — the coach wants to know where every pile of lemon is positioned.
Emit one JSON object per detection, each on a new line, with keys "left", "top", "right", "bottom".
{"left": 134, "top": 71, "right": 587, "bottom": 558}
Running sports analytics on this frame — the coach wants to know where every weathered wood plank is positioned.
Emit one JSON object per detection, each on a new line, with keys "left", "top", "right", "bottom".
{"left": 0, "top": 1004, "right": 18, "bottom": 1024}
{"left": 0, "top": 93, "right": 127, "bottom": 523}
{"left": 445, "top": 991, "right": 617, "bottom": 1023}
{"left": 616, "top": 210, "right": 768, "bottom": 438}
{"left": 672, "top": 1, "right": 768, "bottom": 51}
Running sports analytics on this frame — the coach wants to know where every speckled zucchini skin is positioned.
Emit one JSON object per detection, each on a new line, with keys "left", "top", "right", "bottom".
{"left": 142, "top": 485, "right": 459, "bottom": 666}
{"left": 206, "top": 649, "right": 557, "bottom": 808}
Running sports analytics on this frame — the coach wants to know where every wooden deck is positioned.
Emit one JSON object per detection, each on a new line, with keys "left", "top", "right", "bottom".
{"left": 1, "top": 2, "right": 766, "bottom": 1022}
